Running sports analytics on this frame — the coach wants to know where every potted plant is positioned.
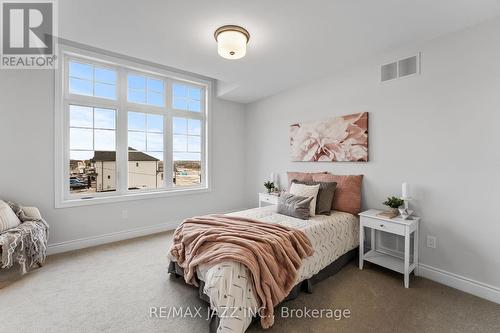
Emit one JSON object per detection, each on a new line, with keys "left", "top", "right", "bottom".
{"left": 383, "top": 196, "right": 404, "bottom": 215}
{"left": 263, "top": 181, "right": 275, "bottom": 194}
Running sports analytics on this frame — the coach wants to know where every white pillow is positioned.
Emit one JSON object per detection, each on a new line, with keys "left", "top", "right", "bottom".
{"left": 0, "top": 200, "right": 21, "bottom": 232}
{"left": 289, "top": 183, "right": 320, "bottom": 216}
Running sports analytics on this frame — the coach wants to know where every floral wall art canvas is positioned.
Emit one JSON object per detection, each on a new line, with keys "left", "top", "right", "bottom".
{"left": 290, "top": 112, "right": 368, "bottom": 162}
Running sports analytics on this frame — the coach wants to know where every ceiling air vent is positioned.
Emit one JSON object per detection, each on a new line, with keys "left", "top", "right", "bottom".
{"left": 381, "top": 53, "right": 420, "bottom": 82}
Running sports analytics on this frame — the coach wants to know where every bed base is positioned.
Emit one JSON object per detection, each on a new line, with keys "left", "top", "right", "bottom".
{"left": 168, "top": 247, "right": 358, "bottom": 332}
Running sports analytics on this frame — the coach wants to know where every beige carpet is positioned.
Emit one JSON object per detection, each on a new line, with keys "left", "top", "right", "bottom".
{"left": 1, "top": 231, "right": 499, "bottom": 333}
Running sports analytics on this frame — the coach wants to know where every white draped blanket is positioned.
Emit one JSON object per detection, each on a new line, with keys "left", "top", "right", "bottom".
{"left": 0, "top": 202, "right": 48, "bottom": 274}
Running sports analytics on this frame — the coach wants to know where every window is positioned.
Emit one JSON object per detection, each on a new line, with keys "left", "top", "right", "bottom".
{"left": 173, "top": 117, "right": 202, "bottom": 186}
{"left": 69, "top": 105, "right": 116, "bottom": 194}
{"left": 172, "top": 83, "right": 202, "bottom": 112}
{"left": 127, "top": 112, "right": 164, "bottom": 190}
{"left": 57, "top": 48, "right": 210, "bottom": 207}
{"left": 127, "top": 74, "right": 165, "bottom": 107}
{"left": 69, "top": 61, "right": 117, "bottom": 99}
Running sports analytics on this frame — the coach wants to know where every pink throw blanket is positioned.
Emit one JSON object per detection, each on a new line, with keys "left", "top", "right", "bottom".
{"left": 169, "top": 214, "right": 314, "bottom": 328}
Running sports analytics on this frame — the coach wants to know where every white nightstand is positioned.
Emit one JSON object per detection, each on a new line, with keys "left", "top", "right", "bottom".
{"left": 358, "top": 209, "right": 420, "bottom": 288}
{"left": 258, "top": 193, "right": 279, "bottom": 207}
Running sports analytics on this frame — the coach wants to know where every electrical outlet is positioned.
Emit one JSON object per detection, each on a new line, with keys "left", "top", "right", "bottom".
{"left": 121, "top": 210, "right": 128, "bottom": 219}
{"left": 427, "top": 235, "right": 437, "bottom": 249}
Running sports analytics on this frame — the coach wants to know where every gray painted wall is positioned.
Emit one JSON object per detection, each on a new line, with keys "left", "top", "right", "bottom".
{"left": 0, "top": 69, "right": 247, "bottom": 246}
{"left": 244, "top": 18, "right": 500, "bottom": 289}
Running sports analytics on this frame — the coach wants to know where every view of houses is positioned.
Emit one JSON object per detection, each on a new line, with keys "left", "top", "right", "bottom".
{"left": 69, "top": 149, "right": 201, "bottom": 194}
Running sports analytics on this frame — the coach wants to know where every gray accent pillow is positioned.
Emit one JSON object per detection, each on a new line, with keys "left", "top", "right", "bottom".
{"left": 291, "top": 179, "right": 337, "bottom": 215}
{"left": 277, "top": 193, "right": 313, "bottom": 220}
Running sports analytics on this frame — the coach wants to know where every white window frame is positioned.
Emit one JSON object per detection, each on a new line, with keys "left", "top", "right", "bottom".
{"left": 55, "top": 44, "right": 212, "bottom": 208}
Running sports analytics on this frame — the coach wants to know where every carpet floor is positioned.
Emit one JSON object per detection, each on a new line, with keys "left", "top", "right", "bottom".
{"left": 1, "top": 231, "right": 499, "bottom": 333}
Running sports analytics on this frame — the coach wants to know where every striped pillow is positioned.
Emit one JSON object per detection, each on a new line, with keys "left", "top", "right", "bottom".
{"left": 0, "top": 200, "right": 21, "bottom": 232}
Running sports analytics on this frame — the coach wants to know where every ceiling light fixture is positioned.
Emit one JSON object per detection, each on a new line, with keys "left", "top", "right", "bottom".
{"left": 214, "top": 25, "right": 250, "bottom": 60}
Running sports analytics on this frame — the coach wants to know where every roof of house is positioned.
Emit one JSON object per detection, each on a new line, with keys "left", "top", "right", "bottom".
{"left": 93, "top": 148, "right": 159, "bottom": 162}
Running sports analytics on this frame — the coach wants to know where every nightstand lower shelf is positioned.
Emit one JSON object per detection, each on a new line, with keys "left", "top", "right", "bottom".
{"left": 364, "top": 250, "right": 417, "bottom": 275}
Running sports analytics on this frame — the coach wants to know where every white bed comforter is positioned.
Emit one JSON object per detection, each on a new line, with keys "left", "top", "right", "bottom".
{"left": 172, "top": 205, "right": 359, "bottom": 333}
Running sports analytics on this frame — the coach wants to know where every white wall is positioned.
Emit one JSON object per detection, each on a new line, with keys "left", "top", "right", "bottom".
{"left": 0, "top": 69, "right": 247, "bottom": 247}
{"left": 244, "top": 18, "right": 500, "bottom": 291}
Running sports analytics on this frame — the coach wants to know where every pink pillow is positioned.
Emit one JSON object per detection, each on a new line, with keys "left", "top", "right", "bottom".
{"left": 287, "top": 171, "right": 328, "bottom": 189}
{"left": 312, "top": 174, "right": 363, "bottom": 215}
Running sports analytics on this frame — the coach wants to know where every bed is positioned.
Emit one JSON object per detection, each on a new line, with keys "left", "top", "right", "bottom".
{"left": 168, "top": 204, "right": 359, "bottom": 333}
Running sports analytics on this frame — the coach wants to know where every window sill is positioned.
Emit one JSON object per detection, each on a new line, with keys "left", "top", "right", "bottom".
{"left": 55, "top": 186, "right": 210, "bottom": 208}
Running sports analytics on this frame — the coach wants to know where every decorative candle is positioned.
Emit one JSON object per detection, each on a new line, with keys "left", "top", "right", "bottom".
{"left": 270, "top": 173, "right": 275, "bottom": 183}
{"left": 402, "top": 182, "right": 410, "bottom": 198}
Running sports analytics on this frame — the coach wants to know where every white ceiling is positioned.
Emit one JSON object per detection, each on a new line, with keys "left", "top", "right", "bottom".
{"left": 60, "top": 0, "right": 500, "bottom": 103}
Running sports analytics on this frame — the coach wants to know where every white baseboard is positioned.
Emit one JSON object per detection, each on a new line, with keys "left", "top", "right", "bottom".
{"left": 47, "top": 207, "right": 250, "bottom": 255}
{"left": 418, "top": 264, "right": 500, "bottom": 304}
{"left": 47, "top": 220, "right": 180, "bottom": 255}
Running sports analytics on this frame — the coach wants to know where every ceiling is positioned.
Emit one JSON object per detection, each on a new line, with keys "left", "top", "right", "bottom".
{"left": 60, "top": 0, "right": 500, "bottom": 104}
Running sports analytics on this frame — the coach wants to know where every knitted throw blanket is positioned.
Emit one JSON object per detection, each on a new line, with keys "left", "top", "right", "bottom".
{"left": 0, "top": 202, "right": 49, "bottom": 274}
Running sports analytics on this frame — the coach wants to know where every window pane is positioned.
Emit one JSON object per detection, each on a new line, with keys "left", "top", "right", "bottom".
{"left": 94, "top": 82, "right": 116, "bottom": 100}
{"left": 127, "top": 111, "right": 164, "bottom": 190}
{"left": 128, "top": 112, "right": 146, "bottom": 131}
{"left": 173, "top": 117, "right": 187, "bottom": 134}
{"left": 188, "top": 87, "right": 201, "bottom": 100}
{"left": 94, "top": 108, "right": 116, "bottom": 129}
{"left": 188, "top": 136, "right": 201, "bottom": 152}
{"left": 128, "top": 89, "right": 146, "bottom": 104}
{"left": 128, "top": 75, "right": 164, "bottom": 106}
{"left": 69, "top": 62, "right": 116, "bottom": 99}
{"left": 148, "top": 78, "right": 164, "bottom": 92}
{"left": 173, "top": 83, "right": 203, "bottom": 111}
{"left": 95, "top": 67, "right": 116, "bottom": 84}
{"left": 69, "top": 61, "right": 92, "bottom": 80}
{"left": 128, "top": 75, "right": 146, "bottom": 90}
{"left": 188, "top": 119, "right": 201, "bottom": 136}
{"left": 147, "top": 114, "right": 163, "bottom": 133}
{"left": 173, "top": 135, "right": 187, "bottom": 152}
{"left": 188, "top": 100, "right": 201, "bottom": 112}
{"left": 147, "top": 91, "right": 164, "bottom": 107}
{"left": 70, "top": 128, "right": 93, "bottom": 150}
{"left": 173, "top": 156, "right": 201, "bottom": 187}
{"left": 173, "top": 113, "right": 202, "bottom": 186}
{"left": 147, "top": 133, "right": 163, "bottom": 151}
{"left": 69, "top": 78, "right": 93, "bottom": 96}
{"left": 94, "top": 130, "right": 115, "bottom": 151}
{"left": 70, "top": 105, "right": 93, "bottom": 128}
{"left": 173, "top": 83, "right": 187, "bottom": 97}
{"left": 69, "top": 104, "right": 117, "bottom": 195}
{"left": 128, "top": 131, "right": 146, "bottom": 151}
{"left": 173, "top": 96, "right": 188, "bottom": 110}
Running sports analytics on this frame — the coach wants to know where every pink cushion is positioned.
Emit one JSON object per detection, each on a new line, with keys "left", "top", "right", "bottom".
{"left": 287, "top": 171, "right": 328, "bottom": 189}
{"left": 312, "top": 174, "right": 363, "bottom": 215}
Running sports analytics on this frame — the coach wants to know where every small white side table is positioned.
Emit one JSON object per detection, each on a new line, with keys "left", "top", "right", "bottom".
{"left": 358, "top": 209, "right": 420, "bottom": 288}
{"left": 258, "top": 193, "right": 279, "bottom": 207}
